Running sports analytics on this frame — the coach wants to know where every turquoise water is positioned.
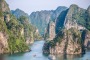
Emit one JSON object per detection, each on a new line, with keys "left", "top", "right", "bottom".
{"left": 0, "top": 41, "right": 90, "bottom": 60}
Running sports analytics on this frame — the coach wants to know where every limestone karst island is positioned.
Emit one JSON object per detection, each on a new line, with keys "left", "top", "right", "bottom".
{"left": 0, "top": 0, "right": 90, "bottom": 60}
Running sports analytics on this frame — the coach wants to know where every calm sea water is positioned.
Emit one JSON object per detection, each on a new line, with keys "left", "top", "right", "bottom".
{"left": 0, "top": 40, "right": 90, "bottom": 60}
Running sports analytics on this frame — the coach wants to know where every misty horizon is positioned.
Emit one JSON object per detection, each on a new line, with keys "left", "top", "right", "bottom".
{"left": 5, "top": 0, "right": 90, "bottom": 14}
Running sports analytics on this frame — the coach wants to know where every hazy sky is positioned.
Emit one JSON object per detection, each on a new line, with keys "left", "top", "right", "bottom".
{"left": 5, "top": 0, "right": 90, "bottom": 15}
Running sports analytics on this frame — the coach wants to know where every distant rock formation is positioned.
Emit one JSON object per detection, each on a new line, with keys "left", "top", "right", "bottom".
{"left": 30, "top": 6, "right": 67, "bottom": 34}
{"left": 86, "top": 6, "right": 90, "bottom": 30}
{"left": 11, "top": 9, "right": 29, "bottom": 18}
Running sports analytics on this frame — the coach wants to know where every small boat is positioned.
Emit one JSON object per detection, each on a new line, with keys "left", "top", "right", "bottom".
{"left": 48, "top": 55, "right": 56, "bottom": 60}
{"left": 33, "top": 55, "right": 36, "bottom": 57}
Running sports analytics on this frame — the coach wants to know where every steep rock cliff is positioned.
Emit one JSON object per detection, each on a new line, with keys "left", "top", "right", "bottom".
{"left": 64, "top": 4, "right": 86, "bottom": 30}
{"left": 55, "top": 9, "right": 68, "bottom": 33}
{"left": 44, "top": 21, "right": 56, "bottom": 40}
{"left": 0, "top": 0, "right": 33, "bottom": 54}
{"left": 43, "top": 28, "right": 83, "bottom": 54}
{"left": 84, "top": 30, "right": 90, "bottom": 49}
{"left": 18, "top": 16, "right": 35, "bottom": 45}
{"left": 18, "top": 16, "right": 41, "bottom": 45}
{"left": 43, "top": 4, "right": 90, "bottom": 55}
{"left": 0, "top": 18, "right": 9, "bottom": 54}
{"left": 0, "top": 32, "right": 8, "bottom": 54}
{"left": 0, "top": 0, "right": 10, "bottom": 54}
{"left": 0, "top": 0, "right": 10, "bottom": 13}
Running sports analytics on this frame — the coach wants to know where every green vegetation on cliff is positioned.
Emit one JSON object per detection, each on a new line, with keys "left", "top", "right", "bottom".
{"left": 66, "top": 4, "right": 86, "bottom": 27}
{"left": 7, "top": 15, "right": 29, "bottom": 53}
{"left": 0, "top": 0, "right": 40, "bottom": 54}
{"left": 18, "top": 16, "right": 41, "bottom": 40}
{"left": 43, "top": 4, "right": 90, "bottom": 55}
{"left": 43, "top": 28, "right": 83, "bottom": 54}
{"left": 0, "top": 14, "right": 29, "bottom": 53}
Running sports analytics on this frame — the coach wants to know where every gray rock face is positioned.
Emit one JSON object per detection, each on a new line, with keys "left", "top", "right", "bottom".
{"left": 0, "top": 0, "right": 10, "bottom": 13}
{"left": 48, "top": 21, "right": 56, "bottom": 40}
{"left": 0, "top": 0, "right": 10, "bottom": 54}
{"left": 84, "top": 31, "right": 90, "bottom": 49}
{"left": 0, "top": 32, "right": 9, "bottom": 54}
{"left": 43, "top": 28, "right": 83, "bottom": 55}
{"left": 26, "top": 32, "right": 34, "bottom": 45}
{"left": 64, "top": 4, "right": 86, "bottom": 30}
{"left": 49, "top": 28, "right": 82, "bottom": 54}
